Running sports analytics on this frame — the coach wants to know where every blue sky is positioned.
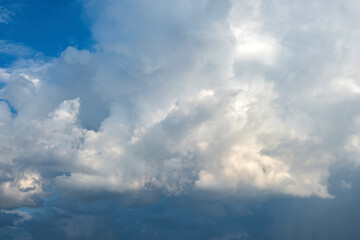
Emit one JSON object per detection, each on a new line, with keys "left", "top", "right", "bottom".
{"left": 1, "top": 0, "right": 360, "bottom": 239}
{"left": 0, "top": 0, "right": 91, "bottom": 66}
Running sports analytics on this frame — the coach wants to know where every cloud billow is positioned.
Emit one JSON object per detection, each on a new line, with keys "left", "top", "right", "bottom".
{"left": 1, "top": 0, "right": 360, "bottom": 239}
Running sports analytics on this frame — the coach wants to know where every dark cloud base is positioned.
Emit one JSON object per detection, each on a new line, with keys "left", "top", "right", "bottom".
{"left": 1, "top": 166, "right": 359, "bottom": 240}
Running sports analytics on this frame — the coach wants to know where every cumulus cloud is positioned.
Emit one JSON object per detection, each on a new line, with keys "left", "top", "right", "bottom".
{"left": 1, "top": 0, "right": 360, "bottom": 226}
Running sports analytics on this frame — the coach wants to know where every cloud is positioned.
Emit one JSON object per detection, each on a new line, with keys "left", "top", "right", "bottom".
{"left": 1, "top": 0, "right": 360, "bottom": 205}
{"left": 0, "top": 7, "right": 12, "bottom": 24}
{"left": 1, "top": 0, "right": 360, "bottom": 238}
{"left": 0, "top": 40, "right": 35, "bottom": 58}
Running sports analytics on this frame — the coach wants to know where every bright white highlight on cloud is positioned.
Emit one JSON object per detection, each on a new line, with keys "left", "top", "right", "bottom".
{"left": 229, "top": 1, "right": 281, "bottom": 66}
{"left": 1, "top": 0, "right": 360, "bottom": 208}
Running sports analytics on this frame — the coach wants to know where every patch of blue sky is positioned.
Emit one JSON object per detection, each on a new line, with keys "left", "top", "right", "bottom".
{"left": 0, "top": 0, "right": 93, "bottom": 67}
{"left": 0, "top": 98, "right": 17, "bottom": 114}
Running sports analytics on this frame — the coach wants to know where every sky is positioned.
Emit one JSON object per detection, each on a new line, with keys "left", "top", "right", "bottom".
{"left": 1, "top": 0, "right": 360, "bottom": 239}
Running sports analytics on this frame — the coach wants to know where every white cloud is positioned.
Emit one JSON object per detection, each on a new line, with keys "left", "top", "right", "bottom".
{"left": 0, "top": 40, "right": 34, "bottom": 57}
{"left": 229, "top": 1, "right": 282, "bottom": 66}
{"left": 0, "top": 68, "right": 11, "bottom": 83}
{"left": 2, "top": 0, "right": 360, "bottom": 208}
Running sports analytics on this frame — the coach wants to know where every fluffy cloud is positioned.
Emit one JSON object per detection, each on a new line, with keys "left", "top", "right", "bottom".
{"left": 1, "top": 0, "right": 360, "bottom": 217}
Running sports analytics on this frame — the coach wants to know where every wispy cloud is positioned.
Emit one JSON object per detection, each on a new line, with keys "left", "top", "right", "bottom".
{"left": 0, "top": 7, "right": 12, "bottom": 24}
{"left": 0, "top": 40, "right": 34, "bottom": 57}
